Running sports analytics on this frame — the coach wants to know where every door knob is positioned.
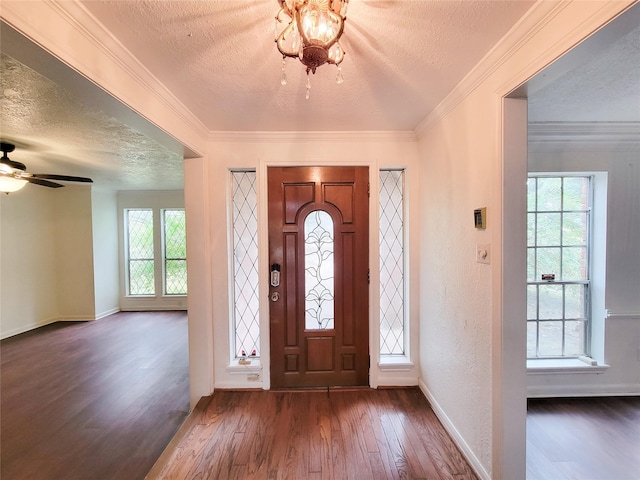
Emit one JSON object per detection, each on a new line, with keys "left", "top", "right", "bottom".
{"left": 270, "top": 292, "right": 280, "bottom": 302}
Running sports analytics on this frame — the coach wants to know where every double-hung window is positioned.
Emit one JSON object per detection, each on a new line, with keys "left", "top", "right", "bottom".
{"left": 124, "top": 208, "right": 187, "bottom": 297}
{"left": 527, "top": 175, "right": 591, "bottom": 358}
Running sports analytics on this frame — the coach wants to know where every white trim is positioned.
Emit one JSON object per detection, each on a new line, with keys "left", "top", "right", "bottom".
{"left": 0, "top": 316, "right": 59, "bottom": 340}
{"left": 529, "top": 122, "right": 640, "bottom": 147}
{"left": 0, "top": 0, "right": 207, "bottom": 155}
{"left": 415, "top": 1, "right": 570, "bottom": 137}
{"left": 95, "top": 307, "right": 120, "bottom": 320}
{"left": 208, "top": 131, "right": 417, "bottom": 143}
{"left": 418, "top": 379, "right": 489, "bottom": 480}
{"left": 606, "top": 310, "right": 640, "bottom": 320}
{"left": 527, "top": 383, "right": 640, "bottom": 398}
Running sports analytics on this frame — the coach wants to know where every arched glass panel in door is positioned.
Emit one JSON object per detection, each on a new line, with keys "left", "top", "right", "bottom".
{"left": 304, "top": 210, "right": 335, "bottom": 330}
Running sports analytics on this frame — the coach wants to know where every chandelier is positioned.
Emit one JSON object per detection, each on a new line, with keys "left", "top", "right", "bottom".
{"left": 275, "top": 0, "right": 349, "bottom": 98}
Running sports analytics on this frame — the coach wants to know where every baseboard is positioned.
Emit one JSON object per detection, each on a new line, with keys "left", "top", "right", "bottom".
{"left": 0, "top": 316, "right": 58, "bottom": 339}
{"left": 95, "top": 307, "right": 120, "bottom": 320}
{"left": 527, "top": 383, "right": 640, "bottom": 398}
{"left": 418, "top": 379, "right": 490, "bottom": 480}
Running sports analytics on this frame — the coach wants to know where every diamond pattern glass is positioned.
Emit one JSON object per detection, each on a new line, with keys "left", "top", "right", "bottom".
{"left": 379, "top": 170, "right": 405, "bottom": 355}
{"left": 304, "top": 210, "right": 335, "bottom": 330}
{"left": 163, "top": 209, "right": 187, "bottom": 295}
{"left": 127, "top": 209, "right": 154, "bottom": 295}
{"left": 232, "top": 171, "right": 260, "bottom": 357}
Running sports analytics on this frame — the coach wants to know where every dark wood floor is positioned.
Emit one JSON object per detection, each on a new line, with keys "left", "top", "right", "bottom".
{"left": 1, "top": 311, "right": 190, "bottom": 480}
{"left": 148, "top": 388, "right": 478, "bottom": 480}
{"left": 527, "top": 396, "right": 640, "bottom": 480}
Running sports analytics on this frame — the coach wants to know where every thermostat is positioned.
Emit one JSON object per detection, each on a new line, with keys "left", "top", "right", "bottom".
{"left": 474, "top": 208, "right": 486, "bottom": 229}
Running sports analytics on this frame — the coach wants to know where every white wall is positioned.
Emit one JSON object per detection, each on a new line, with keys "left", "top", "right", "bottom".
{"left": 92, "top": 189, "right": 120, "bottom": 318}
{"left": 117, "top": 190, "right": 187, "bottom": 311}
{"left": 415, "top": 2, "right": 635, "bottom": 479}
{"left": 0, "top": 185, "right": 98, "bottom": 338}
{"left": 184, "top": 135, "right": 421, "bottom": 396}
{"left": 55, "top": 187, "right": 96, "bottom": 320}
{"left": 1, "top": 187, "right": 59, "bottom": 337}
{"left": 527, "top": 145, "right": 640, "bottom": 396}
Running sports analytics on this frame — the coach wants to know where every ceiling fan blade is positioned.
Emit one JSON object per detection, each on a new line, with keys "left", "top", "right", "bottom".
{"left": 26, "top": 177, "right": 64, "bottom": 188}
{"left": 31, "top": 173, "right": 93, "bottom": 183}
{"left": 32, "top": 173, "right": 93, "bottom": 183}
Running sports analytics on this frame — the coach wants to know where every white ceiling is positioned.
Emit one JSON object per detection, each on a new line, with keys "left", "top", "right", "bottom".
{"left": 0, "top": 1, "right": 638, "bottom": 190}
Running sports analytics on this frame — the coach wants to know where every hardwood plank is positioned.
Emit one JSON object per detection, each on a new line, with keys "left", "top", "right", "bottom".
{"left": 527, "top": 396, "right": 640, "bottom": 480}
{"left": 151, "top": 387, "right": 479, "bottom": 480}
{"left": 1, "top": 311, "right": 189, "bottom": 480}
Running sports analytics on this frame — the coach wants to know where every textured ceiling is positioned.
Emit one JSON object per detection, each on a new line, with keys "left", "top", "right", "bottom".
{"left": 1, "top": 54, "right": 184, "bottom": 190}
{"left": 80, "top": 0, "right": 535, "bottom": 131}
{"left": 0, "top": 1, "right": 638, "bottom": 191}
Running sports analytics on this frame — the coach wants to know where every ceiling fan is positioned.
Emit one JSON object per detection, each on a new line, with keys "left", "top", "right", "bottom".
{"left": 0, "top": 142, "right": 93, "bottom": 193}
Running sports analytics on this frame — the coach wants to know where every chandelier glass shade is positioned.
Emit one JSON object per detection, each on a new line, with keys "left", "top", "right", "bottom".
{"left": 275, "top": 0, "right": 348, "bottom": 75}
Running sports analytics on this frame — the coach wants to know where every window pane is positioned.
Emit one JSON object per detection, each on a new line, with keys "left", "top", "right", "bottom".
{"left": 127, "top": 209, "right": 154, "bottom": 295}
{"left": 564, "top": 320, "right": 585, "bottom": 356}
{"left": 129, "top": 260, "right": 155, "bottom": 295}
{"left": 232, "top": 171, "right": 260, "bottom": 357}
{"left": 128, "top": 210, "right": 154, "bottom": 259}
{"left": 527, "top": 248, "right": 536, "bottom": 282}
{"left": 164, "top": 210, "right": 186, "bottom": 258}
{"left": 304, "top": 210, "right": 335, "bottom": 330}
{"left": 165, "top": 259, "right": 187, "bottom": 295}
{"left": 163, "top": 209, "right": 187, "bottom": 295}
{"left": 562, "top": 212, "right": 587, "bottom": 246}
{"left": 563, "top": 177, "right": 589, "bottom": 211}
{"left": 527, "top": 178, "right": 537, "bottom": 212}
{"left": 536, "top": 247, "right": 561, "bottom": 280}
{"left": 527, "top": 213, "right": 536, "bottom": 246}
{"left": 527, "top": 285, "right": 538, "bottom": 320}
{"left": 562, "top": 247, "right": 588, "bottom": 281}
{"left": 536, "top": 213, "right": 561, "bottom": 246}
{"left": 380, "top": 170, "right": 405, "bottom": 355}
{"left": 537, "top": 177, "right": 561, "bottom": 211}
{"left": 538, "top": 321, "right": 563, "bottom": 356}
{"left": 527, "top": 322, "right": 538, "bottom": 357}
{"left": 539, "top": 284, "right": 563, "bottom": 319}
{"left": 565, "top": 284, "right": 586, "bottom": 319}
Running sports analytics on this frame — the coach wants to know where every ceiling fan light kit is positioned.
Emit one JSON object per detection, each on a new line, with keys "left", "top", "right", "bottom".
{"left": 275, "top": 0, "right": 348, "bottom": 98}
{"left": 0, "top": 142, "right": 93, "bottom": 194}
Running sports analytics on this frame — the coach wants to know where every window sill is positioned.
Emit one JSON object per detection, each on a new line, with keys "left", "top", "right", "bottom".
{"left": 378, "top": 355, "right": 414, "bottom": 371}
{"left": 527, "top": 358, "right": 610, "bottom": 375}
{"left": 226, "top": 358, "right": 262, "bottom": 374}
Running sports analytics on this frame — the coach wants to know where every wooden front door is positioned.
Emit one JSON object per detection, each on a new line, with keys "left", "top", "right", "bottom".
{"left": 268, "top": 166, "right": 369, "bottom": 388}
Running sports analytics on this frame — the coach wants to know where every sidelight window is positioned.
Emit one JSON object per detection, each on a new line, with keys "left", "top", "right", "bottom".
{"left": 231, "top": 170, "right": 260, "bottom": 358}
{"left": 379, "top": 169, "right": 406, "bottom": 355}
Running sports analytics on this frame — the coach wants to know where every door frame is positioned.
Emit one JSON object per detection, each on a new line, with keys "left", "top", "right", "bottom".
{"left": 257, "top": 158, "right": 380, "bottom": 390}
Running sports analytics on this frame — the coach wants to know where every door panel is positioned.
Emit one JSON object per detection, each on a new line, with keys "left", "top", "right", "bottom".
{"left": 268, "top": 166, "right": 369, "bottom": 388}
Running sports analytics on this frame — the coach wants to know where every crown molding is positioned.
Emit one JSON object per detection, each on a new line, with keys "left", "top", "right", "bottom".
{"left": 414, "top": 0, "right": 636, "bottom": 138}
{"left": 1, "top": 0, "right": 208, "bottom": 155}
{"left": 207, "top": 130, "right": 417, "bottom": 143}
{"left": 414, "top": 0, "right": 570, "bottom": 138}
{"left": 528, "top": 122, "right": 640, "bottom": 149}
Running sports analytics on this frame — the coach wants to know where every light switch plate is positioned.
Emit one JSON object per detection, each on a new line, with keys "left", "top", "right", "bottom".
{"left": 476, "top": 244, "right": 490, "bottom": 264}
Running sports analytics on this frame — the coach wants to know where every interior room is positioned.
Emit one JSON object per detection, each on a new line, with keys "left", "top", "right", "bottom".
{"left": 1, "top": 1, "right": 638, "bottom": 479}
